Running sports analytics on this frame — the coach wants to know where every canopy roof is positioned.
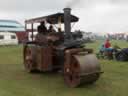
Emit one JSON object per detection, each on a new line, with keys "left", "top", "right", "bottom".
{"left": 25, "top": 13, "right": 79, "bottom": 24}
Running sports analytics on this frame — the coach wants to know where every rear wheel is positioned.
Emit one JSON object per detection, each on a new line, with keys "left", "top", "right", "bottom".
{"left": 24, "top": 45, "right": 36, "bottom": 72}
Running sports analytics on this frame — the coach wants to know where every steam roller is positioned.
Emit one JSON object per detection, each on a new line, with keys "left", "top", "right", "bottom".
{"left": 64, "top": 48, "right": 101, "bottom": 87}
{"left": 23, "top": 7, "right": 102, "bottom": 88}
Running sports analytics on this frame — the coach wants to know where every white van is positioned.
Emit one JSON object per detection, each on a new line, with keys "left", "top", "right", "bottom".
{"left": 82, "top": 32, "right": 96, "bottom": 41}
{"left": 0, "top": 32, "right": 18, "bottom": 45}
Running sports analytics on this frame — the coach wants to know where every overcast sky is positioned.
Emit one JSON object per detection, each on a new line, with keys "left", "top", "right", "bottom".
{"left": 0, "top": 0, "right": 128, "bottom": 34}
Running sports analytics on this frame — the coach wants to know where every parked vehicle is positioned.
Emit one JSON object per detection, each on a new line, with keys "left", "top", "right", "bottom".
{"left": 82, "top": 32, "right": 96, "bottom": 42}
{"left": 0, "top": 19, "right": 27, "bottom": 43}
{"left": 0, "top": 32, "right": 18, "bottom": 45}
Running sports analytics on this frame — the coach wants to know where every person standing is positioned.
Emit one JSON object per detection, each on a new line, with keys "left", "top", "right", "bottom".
{"left": 37, "top": 21, "right": 47, "bottom": 35}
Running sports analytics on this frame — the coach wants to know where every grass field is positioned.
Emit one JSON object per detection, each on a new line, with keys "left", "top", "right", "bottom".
{"left": 0, "top": 40, "right": 128, "bottom": 96}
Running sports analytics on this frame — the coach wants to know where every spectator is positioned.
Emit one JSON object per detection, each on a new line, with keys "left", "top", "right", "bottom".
{"left": 37, "top": 21, "right": 47, "bottom": 34}
{"left": 99, "top": 43, "right": 105, "bottom": 54}
{"left": 48, "top": 25, "right": 56, "bottom": 33}
{"left": 104, "top": 39, "right": 111, "bottom": 48}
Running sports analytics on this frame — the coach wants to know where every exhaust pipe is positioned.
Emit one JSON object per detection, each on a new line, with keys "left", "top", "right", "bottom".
{"left": 63, "top": 8, "right": 72, "bottom": 40}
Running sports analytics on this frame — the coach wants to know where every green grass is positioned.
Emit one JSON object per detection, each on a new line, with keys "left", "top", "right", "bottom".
{"left": 0, "top": 45, "right": 22, "bottom": 64}
{"left": 0, "top": 40, "right": 128, "bottom": 96}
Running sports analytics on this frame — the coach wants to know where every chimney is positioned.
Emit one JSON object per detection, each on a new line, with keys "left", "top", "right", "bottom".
{"left": 63, "top": 8, "right": 72, "bottom": 39}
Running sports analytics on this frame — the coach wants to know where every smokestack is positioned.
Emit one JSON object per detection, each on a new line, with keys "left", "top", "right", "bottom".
{"left": 63, "top": 8, "right": 72, "bottom": 39}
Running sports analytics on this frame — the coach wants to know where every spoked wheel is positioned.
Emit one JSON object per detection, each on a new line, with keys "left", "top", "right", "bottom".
{"left": 24, "top": 45, "right": 36, "bottom": 72}
{"left": 64, "top": 56, "right": 81, "bottom": 88}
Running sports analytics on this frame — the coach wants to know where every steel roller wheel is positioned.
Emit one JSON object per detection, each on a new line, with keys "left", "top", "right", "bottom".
{"left": 64, "top": 55, "right": 81, "bottom": 87}
{"left": 24, "top": 45, "right": 36, "bottom": 72}
{"left": 86, "top": 73, "right": 100, "bottom": 84}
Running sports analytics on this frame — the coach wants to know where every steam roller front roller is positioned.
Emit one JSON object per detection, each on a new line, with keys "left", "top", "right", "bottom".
{"left": 64, "top": 49, "right": 102, "bottom": 87}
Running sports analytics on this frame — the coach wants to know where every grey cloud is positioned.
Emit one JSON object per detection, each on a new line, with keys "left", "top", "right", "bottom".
{"left": 1, "top": 0, "right": 128, "bottom": 33}
{"left": 0, "top": 0, "right": 66, "bottom": 12}
{"left": 0, "top": 0, "right": 128, "bottom": 11}
{"left": 0, "top": 0, "right": 127, "bottom": 12}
